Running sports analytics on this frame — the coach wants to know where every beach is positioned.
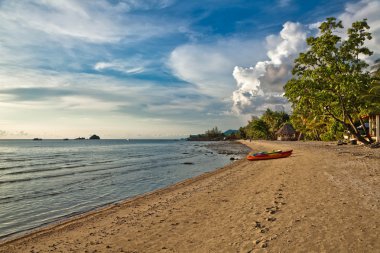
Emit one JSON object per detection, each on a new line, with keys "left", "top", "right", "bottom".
{"left": 0, "top": 140, "right": 379, "bottom": 252}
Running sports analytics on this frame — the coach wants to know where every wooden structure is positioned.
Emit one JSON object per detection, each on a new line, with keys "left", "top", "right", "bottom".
{"left": 368, "top": 113, "right": 380, "bottom": 142}
{"left": 276, "top": 123, "right": 296, "bottom": 141}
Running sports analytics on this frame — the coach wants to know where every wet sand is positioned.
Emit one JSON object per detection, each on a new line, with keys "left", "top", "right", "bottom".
{"left": 0, "top": 140, "right": 379, "bottom": 252}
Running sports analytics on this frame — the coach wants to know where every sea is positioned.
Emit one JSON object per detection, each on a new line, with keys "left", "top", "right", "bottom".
{"left": 0, "top": 139, "right": 239, "bottom": 239}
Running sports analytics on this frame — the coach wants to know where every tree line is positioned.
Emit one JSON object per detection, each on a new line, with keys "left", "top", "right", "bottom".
{"left": 187, "top": 126, "right": 227, "bottom": 141}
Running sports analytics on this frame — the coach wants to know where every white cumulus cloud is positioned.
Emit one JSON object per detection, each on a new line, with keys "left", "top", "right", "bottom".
{"left": 232, "top": 22, "right": 307, "bottom": 115}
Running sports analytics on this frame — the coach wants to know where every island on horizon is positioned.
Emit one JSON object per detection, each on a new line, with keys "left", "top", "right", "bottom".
{"left": 89, "top": 134, "right": 100, "bottom": 140}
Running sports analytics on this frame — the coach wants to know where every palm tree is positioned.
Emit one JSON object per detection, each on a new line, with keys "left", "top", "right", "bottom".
{"left": 369, "top": 60, "right": 380, "bottom": 102}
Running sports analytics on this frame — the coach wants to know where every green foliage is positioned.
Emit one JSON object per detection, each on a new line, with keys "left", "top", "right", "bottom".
{"left": 205, "top": 126, "right": 223, "bottom": 139}
{"left": 241, "top": 110, "right": 290, "bottom": 140}
{"left": 188, "top": 126, "right": 224, "bottom": 141}
{"left": 246, "top": 118, "right": 270, "bottom": 140}
{"left": 261, "top": 109, "right": 290, "bottom": 139}
{"left": 284, "top": 17, "right": 376, "bottom": 144}
{"left": 239, "top": 109, "right": 289, "bottom": 140}
{"left": 289, "top": 111, "right": 344, "bottom": 141}
{"left": 237, "top": 127, "right": 247, "bottom": 139}
{"left": 364, "top": 59, "right": 380, "bottom": 108}
{"left": 290, "top": 114, "right": 323, "bottom": 140}
{"left": 320, "top": 120, "right": 345, "bottom": 141}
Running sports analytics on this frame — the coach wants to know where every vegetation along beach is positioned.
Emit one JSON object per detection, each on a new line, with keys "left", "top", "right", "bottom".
{"left": 1, "top": 0, "right": 380, "bottom": 252}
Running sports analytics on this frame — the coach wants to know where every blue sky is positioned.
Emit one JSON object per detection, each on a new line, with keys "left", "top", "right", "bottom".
{"left": 0, "top": 0, "right": 379, "bottom": 138}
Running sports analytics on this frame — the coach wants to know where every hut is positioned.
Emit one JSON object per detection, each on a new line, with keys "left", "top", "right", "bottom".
{"left": 276, "top": 123, "right": 296, "bottom": 141}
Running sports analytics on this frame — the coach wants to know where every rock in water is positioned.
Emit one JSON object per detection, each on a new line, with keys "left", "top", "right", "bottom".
{"left": 89, "top": 134, "right": 100, "bottom": 140}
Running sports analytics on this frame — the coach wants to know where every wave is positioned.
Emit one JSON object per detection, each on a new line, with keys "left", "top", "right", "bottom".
{"left": 0, "top": 173, "right": 111, "bottom": 205}
{"left": 0, "top": 161, "right": 153, "bottom": 185}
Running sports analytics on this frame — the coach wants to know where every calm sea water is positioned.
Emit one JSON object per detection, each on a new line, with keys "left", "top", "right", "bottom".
{"left": 0, "top": 139, "right": 236, "bottom": 239}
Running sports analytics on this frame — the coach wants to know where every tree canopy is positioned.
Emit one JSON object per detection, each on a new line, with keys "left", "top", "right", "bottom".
{"left": 242, "top": 109, "right": 290, "bottom": 140}
{"left": 284, "top": 17, "right": 377, "bottom": 144}
{"left": 205, "top": 126, "right": 223, "bottom": 139}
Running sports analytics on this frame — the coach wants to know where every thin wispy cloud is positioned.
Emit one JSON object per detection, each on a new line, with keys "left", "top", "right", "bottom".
{"left": 0, "top": 0, "right": 178, "bottom": 43}
{"left": 94, "top": 61, "right": 145, "bottom": 75}
{"left": 277, "top": 0, "right": 292, "bottom": 7}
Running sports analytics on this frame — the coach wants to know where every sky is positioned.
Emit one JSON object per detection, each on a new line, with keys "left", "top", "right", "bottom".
{"left": 0, "top": 0, "right": 379, "bottom": 139}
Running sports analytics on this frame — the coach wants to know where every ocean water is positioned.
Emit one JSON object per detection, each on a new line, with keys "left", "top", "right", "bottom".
{"left": 0, "top": 139, "right": 236, "bottom": 239}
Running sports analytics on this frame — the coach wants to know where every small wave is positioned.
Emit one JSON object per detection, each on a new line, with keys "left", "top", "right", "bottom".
{"left": 0, "top": 163, "right": 144, "bottom": 185}
{"left": 0, "top": 177, "right": 35, "bottom": 184}
{"left": 0, "top": 159, "right": 84, "bottom": 171}
{"left": 0, "top": 158, "right": 114, "bottom": 176}
{"left": 0, "top": 174, "right": 113, "bottom": 205}
{"left": 91, "top": 160, "right": 114, "bottom": 165}
{"left": 1, "top": 158, "right": 29, "bottom": 162}
{"left": 0, "top": 165, "right": 27, "bottom": 171}
{"left": 0, "top": 191, "right": 64, "bottom": 205}
{"left": 5, "top": 167, "right": 70, "bottom": 176}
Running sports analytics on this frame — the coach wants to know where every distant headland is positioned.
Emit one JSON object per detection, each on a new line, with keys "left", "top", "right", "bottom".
{"left": 187, "top": 127, "right": 238, "bottom": 141}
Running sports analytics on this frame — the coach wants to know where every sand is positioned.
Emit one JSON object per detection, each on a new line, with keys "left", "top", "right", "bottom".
{"left": 0, "top": 140, "right": 379, "bottom": 253}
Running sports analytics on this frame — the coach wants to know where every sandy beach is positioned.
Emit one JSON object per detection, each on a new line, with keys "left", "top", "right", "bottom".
{"left": 0, "top": 140, "right": 379, "bottom": 253}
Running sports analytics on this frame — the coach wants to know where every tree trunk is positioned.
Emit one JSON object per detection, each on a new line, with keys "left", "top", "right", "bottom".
{"left": 297, "top": 132, "right": 304, "bottom": 141}
{"left": 325, "top": 111, "right": 372, "bottom": 145}
{"left": 358, "top": 116, "right": 374, "bottom": 144}
{"left": 345, "top": 123, "right": 371, "bottom": 145}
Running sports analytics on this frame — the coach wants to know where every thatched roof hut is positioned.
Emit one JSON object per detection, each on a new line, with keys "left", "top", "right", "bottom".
{"left": 276, "top": 123, "right": 296, "bottom": 141}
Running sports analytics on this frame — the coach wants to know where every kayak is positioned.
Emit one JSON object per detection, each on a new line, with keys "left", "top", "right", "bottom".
{"left": 247, "top": 150, "right": 293, "bottom": 161}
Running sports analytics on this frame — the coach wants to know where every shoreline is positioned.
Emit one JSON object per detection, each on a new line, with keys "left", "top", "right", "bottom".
{"left": 1, "top": 140, "right": 379, "bottom": 252}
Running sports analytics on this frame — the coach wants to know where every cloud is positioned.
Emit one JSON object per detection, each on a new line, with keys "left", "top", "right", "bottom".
{"left": 168, "top": 39, "right": 266, "bottom": 98}
{"left": 0, "top": 65, "right": 224, "bottom": 124}
{"left": 109, "top": 0, "right": 174, "bottom": 11}
{"left": 0, "top": 0, "right": 187, "bottom": 77}
{"left": 0, "top": 0, "right": 179, "bottom": 44}
{"left": 232, "top": 22, "right": 308, "bottom": 115}
{"left": 277, "top": 0, "right": 292, "bottom": 7}
{"left": 0, "top": 67, "right": 143, "bottom": 111}
{"left": 0, "top": 130, "right": 29, "bottom": 137}
{"left": 338, "top": 0, "right": 380, "bottom": 61}
{"left": 94, "top": 60, "right": 145, "bottom": 74}
{"left": 231, "top": 0, "right": 380, "bottom": 116}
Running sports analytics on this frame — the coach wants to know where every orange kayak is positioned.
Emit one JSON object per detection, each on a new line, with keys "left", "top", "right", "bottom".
{"left": 247, "top": 150, "right": 293, "bottom": 161}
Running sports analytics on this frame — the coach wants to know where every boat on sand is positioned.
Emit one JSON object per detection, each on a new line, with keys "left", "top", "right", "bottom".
{"left": 247, "top": 150, "right": 292, "bottom": 161}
